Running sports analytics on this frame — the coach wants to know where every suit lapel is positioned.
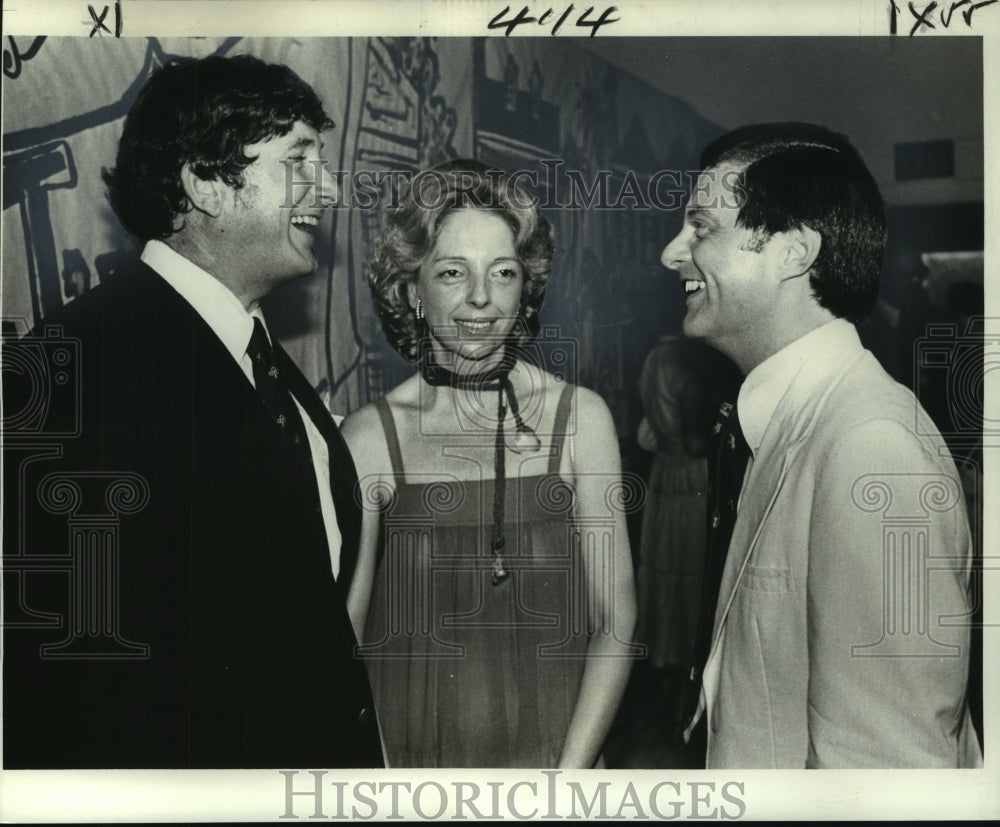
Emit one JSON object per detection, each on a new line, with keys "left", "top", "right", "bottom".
{"left": 699, "top": 396, "right": 799, "bottom": 717}
{"left": 701, "top": 333, "right": 870, "bottom": 702}
{"left": 711, "top": 445, "right": 793, "bottom": 633}
{"left": 274, "top": 343, "right": 362, "bottom": 585}
{"left": 141, "top": 258, "right": 362, "bottom": 586}
{"left": 143, "top": 264, "right": 266, "bottom": 420}
{"left": 139, "top": 261, "right": 329, "bottom": 519}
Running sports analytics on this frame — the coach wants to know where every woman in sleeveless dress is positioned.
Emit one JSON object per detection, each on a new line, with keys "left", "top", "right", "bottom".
{"left": 342, "top": 160, "right": 637, "bottom": 768}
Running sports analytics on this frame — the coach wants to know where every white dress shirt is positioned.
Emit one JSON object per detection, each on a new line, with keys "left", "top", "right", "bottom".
{"left": 141, "top": 240, "right": 343, "bottom": 577}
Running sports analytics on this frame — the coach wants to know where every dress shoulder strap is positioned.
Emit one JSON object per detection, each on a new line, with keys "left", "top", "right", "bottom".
{"left": 374, "top": 396, "right": 405, "bottom": 479}
{"left": 548, "top": 382, "right": 575, "bottom": 475}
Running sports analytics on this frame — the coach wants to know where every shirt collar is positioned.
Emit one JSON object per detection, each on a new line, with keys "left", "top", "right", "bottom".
{"left": 737, "top": 319, "right": 857, "bottom": 457}
{"left": 141, "top": 240, "right": 267, "bottom": 360}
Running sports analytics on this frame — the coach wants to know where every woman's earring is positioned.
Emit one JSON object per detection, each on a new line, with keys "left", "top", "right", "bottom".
{"left": 415, "top": 298, "right": 424, "bottom": 320}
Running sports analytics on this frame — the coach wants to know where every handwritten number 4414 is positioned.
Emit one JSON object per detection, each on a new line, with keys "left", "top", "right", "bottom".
{"left": 489, "top": 5, "right": 620, "bottom": 37}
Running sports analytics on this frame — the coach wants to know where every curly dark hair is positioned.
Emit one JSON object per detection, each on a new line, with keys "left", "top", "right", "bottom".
{"left": 701, "top": 122, "right": 886, "bottom": 324}
{"left": 368, "top": 159, "right": 555, "bottom": 363}
{"left": 103, "top": 55, "right": 334, "bottom": 241}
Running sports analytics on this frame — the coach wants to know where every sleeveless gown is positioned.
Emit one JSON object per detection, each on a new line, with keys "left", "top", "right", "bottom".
{"left": 361, "top": 383, "right": 587, "bottom": 767}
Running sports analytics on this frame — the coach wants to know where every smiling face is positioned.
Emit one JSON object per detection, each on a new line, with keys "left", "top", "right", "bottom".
{"left": 218, "top": 120, "right": 335, "bottom": 298}
{"left": 409, "top": 209, "right": 524, "bottom": 372}
{"left": 660, "top": 163, "right": 786, "bottom": 364}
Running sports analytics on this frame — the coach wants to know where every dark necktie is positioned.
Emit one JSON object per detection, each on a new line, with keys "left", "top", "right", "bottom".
{"left": 680, "top": 399, "right": 752, "bottom": 727}
{"left": 247, "top": 318, "right": 312, "bottom": 463}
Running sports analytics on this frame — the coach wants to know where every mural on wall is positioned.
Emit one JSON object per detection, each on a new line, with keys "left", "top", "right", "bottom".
{"left": 2, "top": 35, "right": 720, "bottom": 435}
{"left": 471, "top": 39, "right": 720, "bottom": 431}
{"left": 347, "top": 37, "right": 461, "bottom": 407}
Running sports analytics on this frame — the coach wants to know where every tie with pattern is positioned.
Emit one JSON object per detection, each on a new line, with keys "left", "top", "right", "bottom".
{"left": 247, "top": 318, "right": 311, "bottom": 462}
{"left": 680, "top": 399, "right": 752, "bottom": 728}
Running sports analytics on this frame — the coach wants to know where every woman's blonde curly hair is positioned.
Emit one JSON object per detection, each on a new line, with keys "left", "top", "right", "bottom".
{"left": 367, "top": 159, "right": 555, "bottom": 364}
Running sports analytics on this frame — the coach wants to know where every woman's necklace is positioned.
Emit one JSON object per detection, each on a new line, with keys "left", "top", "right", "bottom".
{"left": 419, "top": 344, "right": 541, "bottom": 585}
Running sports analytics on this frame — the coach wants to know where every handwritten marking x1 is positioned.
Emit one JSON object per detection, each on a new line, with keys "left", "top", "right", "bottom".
{"left": 87, "top": 4, "right": 110, "bottom": 36}
{"left": 908, "top": 1, "right": 938, "bottom": 34}
{"left": 86, "top": 2, "right": 123, "bottom": 37}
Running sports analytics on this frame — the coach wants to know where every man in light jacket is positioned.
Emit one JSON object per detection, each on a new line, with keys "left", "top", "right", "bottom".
{"left": 662, "top": 122, "right": 981, "bottom": 768}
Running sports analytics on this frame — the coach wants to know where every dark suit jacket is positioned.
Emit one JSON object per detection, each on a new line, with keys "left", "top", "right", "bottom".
{"left": 3, "top": 260, "right": 383, "bottom": 768}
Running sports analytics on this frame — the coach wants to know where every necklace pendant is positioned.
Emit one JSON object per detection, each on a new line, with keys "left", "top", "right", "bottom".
{"left": 508, "top": 424, "right": 542, "bottom": 454}
{"left": 491, "top": 555, "right": 509, "bottom": 586}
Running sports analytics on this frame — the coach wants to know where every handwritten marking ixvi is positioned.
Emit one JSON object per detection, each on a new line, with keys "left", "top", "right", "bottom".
{"left": 890, "top": 0, "right": 999, "bottom": 35}
{"left": 85, "top": 1, "right": 124, "bottom": 37}
{"left": 488, "top": 5, "right": 620, "bottom": 37}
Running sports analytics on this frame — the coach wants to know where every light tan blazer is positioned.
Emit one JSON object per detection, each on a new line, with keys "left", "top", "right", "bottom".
{"left": 698, "top": 328, "right": 981, "bottom": 768}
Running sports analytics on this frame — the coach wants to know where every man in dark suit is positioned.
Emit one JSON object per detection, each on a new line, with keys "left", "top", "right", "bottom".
{"left": 3, "top": 55, "right": 384, "bottom": 768}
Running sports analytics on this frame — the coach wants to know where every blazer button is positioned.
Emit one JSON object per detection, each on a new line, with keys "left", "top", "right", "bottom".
{"left": 357, "top": 706, "right": 369, "bottom": 723}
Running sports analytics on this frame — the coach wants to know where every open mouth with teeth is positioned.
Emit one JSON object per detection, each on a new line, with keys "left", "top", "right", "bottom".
{"left": 683, "top": 279, "right": 706, "bottom": 296}
{"left": 455, "top": 319, "right": 496, "bottom": 334}
{"left": 290, "top": 215, "right": 320, "bottom": 235}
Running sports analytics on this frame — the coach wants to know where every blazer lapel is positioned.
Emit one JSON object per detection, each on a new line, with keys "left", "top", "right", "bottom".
{"left": 711, "top": 440, "right": 793, "bottom": 636}
{"left": 143, "top": 262, "right": 331, "bottom": 522}
{"left": 274, "top": 344, "right": 362, "bottom": 585}
{"left": 132, "top": 262, "right": 263, "bottom": 420}
{"left": 145, "top": 252, "right": 364, "bottom": 587}
{"left": 131, "top": 262, "right": 357, "bottom": 582}
{"left": 701, "top": 334, "right": 869, "bottom": 701}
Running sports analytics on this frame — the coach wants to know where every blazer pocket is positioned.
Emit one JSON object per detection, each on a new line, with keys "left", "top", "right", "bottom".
{"left": 739, "top": 564, "right": 796, "bottom": 593}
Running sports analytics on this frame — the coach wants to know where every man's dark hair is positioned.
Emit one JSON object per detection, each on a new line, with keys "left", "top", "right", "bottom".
{"left": 103, "top": 55, "right": 334, "bottom": 241}
{"left": 702, "top": 122, "right": 886, "bottom": 323}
